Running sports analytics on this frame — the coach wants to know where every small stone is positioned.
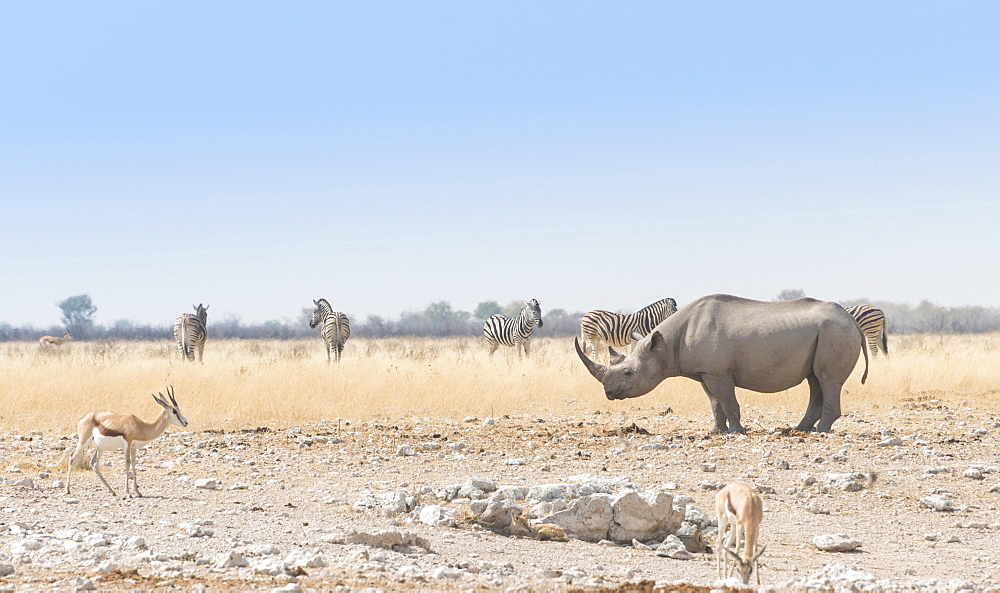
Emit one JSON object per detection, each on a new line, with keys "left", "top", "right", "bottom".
{"left": 812, "top": 533, "right": 861, "bottom": 552}
{"left": 0, "top": 564, "right": 14, "bottom": 577}
{"left": 73, "top": 577, "right": 96, "bottom": 591}
{"left": 125, "top": 536, "right": 147, "bottom": 549}
{"left": 877, "top": 437, "right": 902, "bottom": 447}
{"left": 700, "top": 463, "right": 717, "bottom": 472}
{"left": 12, "top": 477, "right": 34, "bottom": 489}
{"left": 95, "top": 560, "right": 118, "bottom": 573}
{"left": 228, "top": 482, "right": 249, "bottom": 490}
{"left": 962, "top": 468, "right": 984, "bottom": 480}
{"left": 504, "top": 458, "right": 526, "bottom": 466}
{"left": 396, "top": 445, "right": 417, "bottom": 456}
{"left": 920, "top": 495, "right": 954, "bottom": 511}
{"left": 214, "top": 551, "right": 249, "bottom": 568}
{"left": 482, "top": 417, "right": 497, "bottom": 427}
{"left": 194, "top": 478, "right": 220, "bottom": 490}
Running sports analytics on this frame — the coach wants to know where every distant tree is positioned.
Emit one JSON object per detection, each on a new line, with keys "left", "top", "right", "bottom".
{"left": 502, "top": 300, "right": 526, "bottom": 316}
{"left": 775, "top": 289, "right": 806, "bottom": 301}
{"left": 57, "top": 294, "right": 97, "bottom": 339}
{"left": 473, "top": 301, "right": 502, "bottom": 319}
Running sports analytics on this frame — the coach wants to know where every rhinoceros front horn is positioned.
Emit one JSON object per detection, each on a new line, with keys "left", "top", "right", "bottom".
{"left": 575, "top": 337, "right": 608, "bottom": 382}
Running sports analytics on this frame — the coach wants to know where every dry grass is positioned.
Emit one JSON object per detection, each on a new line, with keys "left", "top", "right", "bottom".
{"left": 1, "top": 334, "right": 998, "bottom": 434}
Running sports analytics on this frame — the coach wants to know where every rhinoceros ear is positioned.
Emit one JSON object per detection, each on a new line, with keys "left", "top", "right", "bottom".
{"left": 637, "top": 331, "right": 665, "bottom": 357}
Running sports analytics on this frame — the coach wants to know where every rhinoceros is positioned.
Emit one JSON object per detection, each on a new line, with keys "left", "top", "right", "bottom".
{"left": 575, "top": 294, "right": 869, "bottom": 433}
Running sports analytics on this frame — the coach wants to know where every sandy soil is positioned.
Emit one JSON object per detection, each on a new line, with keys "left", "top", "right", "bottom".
{"left": 2, "top": 398, "right": 1000, "bottom": 592}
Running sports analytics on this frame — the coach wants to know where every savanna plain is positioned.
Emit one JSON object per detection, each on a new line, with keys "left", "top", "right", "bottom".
{"left": 1, "top": 335, "right": 1000, "bottom": 592}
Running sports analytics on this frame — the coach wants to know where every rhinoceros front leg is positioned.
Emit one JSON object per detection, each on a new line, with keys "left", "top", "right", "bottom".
{"left": 796, "top": 374, "right": 824, "bottom": 431}
{"left": 699, "top": 375, "right": 745, "bottom": 434}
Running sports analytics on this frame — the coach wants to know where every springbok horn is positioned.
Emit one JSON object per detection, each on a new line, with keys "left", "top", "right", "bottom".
{"left": 575, "top": 337, "right": 608, "bottom": 382}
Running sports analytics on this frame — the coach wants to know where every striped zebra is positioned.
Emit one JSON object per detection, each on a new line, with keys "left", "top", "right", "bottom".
{"left": 843, "top": 304, "right": 888, "bottom": 357}
{"left": 580, "top": 297, "right": 678, "bottom": 359}
{"left": 483, "top": 299, "right": 543, "bottom": 357}
{"left": 310, "top": 298, "right": 351, "bottom": 363}
{"left": 174, "top": 304, "right": 209, "bottom": 364}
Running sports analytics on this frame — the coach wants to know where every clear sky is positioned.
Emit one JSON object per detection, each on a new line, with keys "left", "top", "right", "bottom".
{"left": 2, "top": 2, "right": 998, "bottom": 328}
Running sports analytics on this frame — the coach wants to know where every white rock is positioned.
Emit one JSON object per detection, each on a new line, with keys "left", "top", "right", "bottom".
{"left": 194, "top": 477, "right": 220, "bottom": 490}
{"left": 252, "top": 557, "right": 288, "bottom": 575}
{"left": 73, "top": 576, "right": 97, "bottom": 591}
{"left": 482, "top": 417, "right": 497, "bottom": 427}
{"left": 962, "top": 468, "right": 984, "bottom": 480}
{"left": 11, "top": 477, "right": 34, "bottom": 489}
{"left": 214, "top": 551, "right": 249, "bottom": 568}
{"left": 812, "top": 533, "right": 861, "bottom": 552}
{"left": 540, "top": 495, "right": 613, "bottom": 542}
{"left": 396, "top": 445, "right": 417, "bottom": 456}
{"left": 700, "top": 463, "right": 717, "bottom": 472}
{"left": 228, "top": 482, "right": 249, "bottom": 490}
{"left": 125, "top": 536, "right": 147, "bottom": 549}
{"left": 431, "top": 566, "right": 462, "bottom": 579}
{"left": 655, "top": 535, "right": 693, "bottom": 560}
{"left": 877, "top": 437, "right": 903, "bottom": 447}
{"left": 920, "top": 495, "right": 954, "bottom": 511}
{"left": 95, "top": 560, "right": 118, "bottom": 573}
{"left": 284, "top": 549, "right": 327, "bottom": 569}
{"left": 247, "top": 543, "right": 281, "bottom": 556}
{"left": 271, "top": 584, "right": 302, "bottom": 593}
{"left": 418, "top": 505, "right": 455, "bottom": 527}
{"left": 504, "top": 458, "right": 526, "bottom": 465}
{"left": 0, "top": 564, "right": 13, "bottom": 576}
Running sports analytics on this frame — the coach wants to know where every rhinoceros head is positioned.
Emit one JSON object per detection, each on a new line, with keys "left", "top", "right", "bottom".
{"left": 575, "top": 331, "right": 669, "bottom": 400}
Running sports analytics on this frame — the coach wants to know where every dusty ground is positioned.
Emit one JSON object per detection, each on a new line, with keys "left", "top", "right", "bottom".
{"left": 2, "top": 398, "right": 1000, "bottom": 592}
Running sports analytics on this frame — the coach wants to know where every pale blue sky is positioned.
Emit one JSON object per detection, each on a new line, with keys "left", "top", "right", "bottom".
{"left": 2, "top": 2, "right": 998, "bottom": 327}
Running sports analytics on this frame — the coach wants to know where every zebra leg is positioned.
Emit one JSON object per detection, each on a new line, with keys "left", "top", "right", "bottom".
{"left": 523, "top": 339, "right": 531, "bottom": 357}
{"left": 198, "top": 342, "right": 205, "bottom": 364}
{"left": 487, "top": 341, "right": 499, "bottom": 357}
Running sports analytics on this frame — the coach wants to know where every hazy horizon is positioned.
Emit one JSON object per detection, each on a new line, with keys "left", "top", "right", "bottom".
{"left": 3, "top": 2, "right": 998, "bottom": 327}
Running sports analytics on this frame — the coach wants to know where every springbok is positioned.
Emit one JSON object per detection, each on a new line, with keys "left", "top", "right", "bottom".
{"left": 64, "top": 386, "right": 188, "bottom": 499}
{"left": 39, "top": 332, "right": 72, "bottom": 347}
{"left": 716, "top": 481, "right": 765, "bottom": 584}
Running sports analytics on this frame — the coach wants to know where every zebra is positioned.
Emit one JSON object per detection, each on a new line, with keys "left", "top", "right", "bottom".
{"left": 843, "top": 304, "right": 888, "bottom": 357}
{"left": 310, "top": 298, "right": 351, "bottom": 363}
{"left": 174, "top": 304, "right": 209, "bottom": 364}
{"left": 483, "top": 299, "right": 543, "bottom": 357}
{"left": 580, "top": 297, "right": 678, "bottom": 359}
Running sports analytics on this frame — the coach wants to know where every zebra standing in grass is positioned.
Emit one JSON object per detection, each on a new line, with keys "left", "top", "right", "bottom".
{"left": 843, "top": 304, "right": 888, "bottom": 357}
{"left": 310, "top": 298, "right": 351, "bottom": 363}
{"left": 483, "top": 299, "right": 543, "bottom": 357}
{"left": 580, "top": 297, "right": 678, "bottom": 359}
{"left": 174, "top": 304, "right": 209, "bottom": 364}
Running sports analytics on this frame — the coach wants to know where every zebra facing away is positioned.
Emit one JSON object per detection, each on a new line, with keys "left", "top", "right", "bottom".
{"left": 310, "top": 299, "right": 351, "bottom": 363}
{"left": 580, "top": 297, "right": 678, "bottom": 359}
{"left": 174, "top": 304, "right": 209, "bottom": 364}
{"left": 483, "top": 299, "right": 543, "bottom": 357}
{"left": 843, "top": 304, "right": 888, "bottom": 357}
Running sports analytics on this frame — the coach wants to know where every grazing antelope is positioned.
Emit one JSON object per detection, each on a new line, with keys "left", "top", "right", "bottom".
{"left": 65, "top": 386, "right": 188, "bottom": 499}
{"left": 716, "top": 481, "right": 765, "bottom": 584}
{"left": 39, "top": 332, "right": 72, "bottom": 347}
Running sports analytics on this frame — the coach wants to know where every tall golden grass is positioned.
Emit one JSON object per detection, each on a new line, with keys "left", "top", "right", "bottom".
{"left": 1, "top": 334, "right": 998, "bottom": 433}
